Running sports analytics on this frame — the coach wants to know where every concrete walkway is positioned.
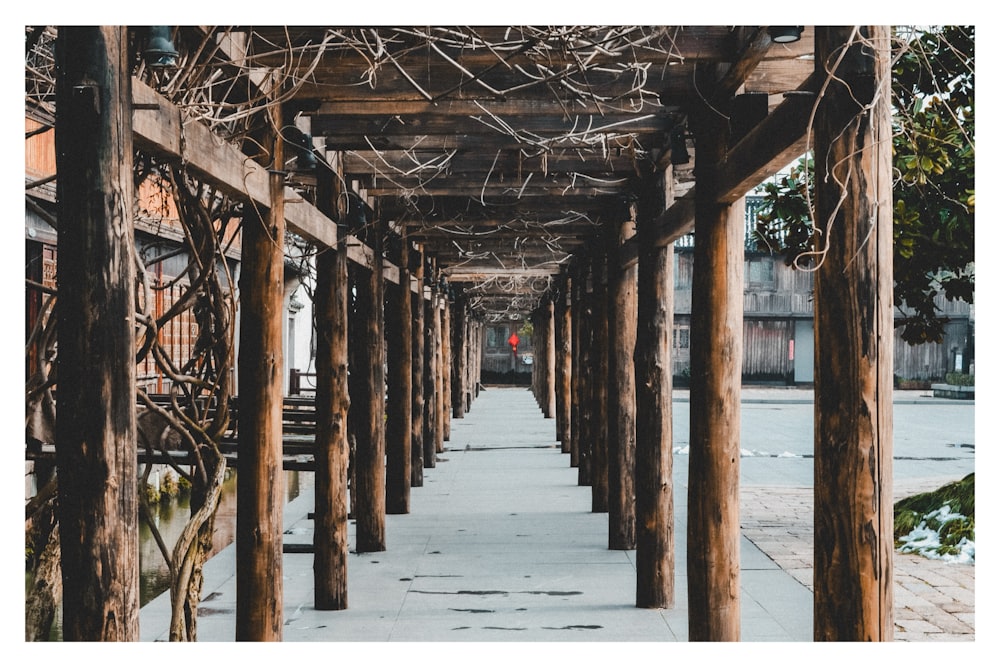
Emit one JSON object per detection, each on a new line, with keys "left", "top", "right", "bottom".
{"left": 139, "top": 385, "right": 974, "bottom": 643}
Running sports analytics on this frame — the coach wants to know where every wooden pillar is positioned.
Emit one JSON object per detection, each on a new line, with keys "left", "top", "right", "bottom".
{"left": 313, "top": 153, "right": 350, "bottom": 608}
{"left": 236, "top": 101, "right": 285, "bottom": 641}
{"left": 410, "top": 247, "right": 425, "bottom": 484}
{"left": 433, "top": 292, "right": 445, "bottom": 454}
{"left": 54, "top": 26, "right": 138, "bottom": 641}
{"left": 442, "top": 297, "right": 453, "bottom": 440}
{"left": 555, "top": 279, "right": 572, "bottom": 453}
{"left": 544, "top": 299, "right": 557, "bottom": 418}
{"left": 575, "top": 261, "right": 593, "bottom": 483}
{"left": 812, "top": 26, "right": 894, "bottom": 641}
{"left": 423, "top": 267, "right": 438, "bottom": 468}
{"left": 569, "top": 264, "right": 586, "bottom": 470}
{"left": 590, "top": 247, "right": 610, "bottom": 513}
{"left": 687, "top": 101, "right": 744, "bottom": 642}
{"left": 352, "top": 200, "right": 386, "bottom": 553}
{"left": 451, "top": 297, "right": 468, "bottom": 419}
{"left": 608, "top": 208, "right": 638, "bottom": 550}
{"left": 635, "top": 168, "right": 675, "bottom": 609}
{"left": 385, "top": 233, "right": 412, "bottom": 514}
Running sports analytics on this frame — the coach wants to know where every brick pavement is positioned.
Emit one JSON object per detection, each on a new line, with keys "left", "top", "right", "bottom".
{"left": 741, "top": 478, "right": 975, "bottom": 641}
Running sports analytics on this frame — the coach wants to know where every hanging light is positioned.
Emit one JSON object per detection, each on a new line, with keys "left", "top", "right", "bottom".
{"left": 144, "top": 26, "right": 179, "bottom": 69}
{"left": 768, "top": 26, "right": 804, "bottom": 44}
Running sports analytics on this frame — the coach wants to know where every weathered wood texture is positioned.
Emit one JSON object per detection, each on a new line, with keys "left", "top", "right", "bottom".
{"left": 590, "top": 248, "right": 610, "bottom": 513}
{"left": 555, "top": 281, "right": 572, "bottom": 452}
{"left": 574, "top": 263, "right": 592, "bottom": 480}
{"left": 313, "top": 156, "right": 350, "bottom": 609}
{"left": 353, "top": 214, "right": 387, "bottom": 552}
{"left": 385, "top": 235, "right": 412, "bottom": 515}
{"left": 635, "top": 168, "right": 675, "bottom": 609}
{"left": 236, "top": 109, "right": 285, "bottom": 641}
{"left": 687, "top": 103, "right": 744, "bottom": 641}
{"left": 812, "top": 26, "right": 894, "bottom": 642}
{"left": 410, "top": 248, "right": 426, "bottom": 485}
{"left": 54, "top": 26, "right": 139, "bottom": 641}
{"left": 608, "top": 213, "right": 638, "bottom": 550}
{"left": 423, "top": 283, "right": 439, "bottom": 467}
{"left": 434, "top": 293, "right": 446, "bottom": 453}
{"left": 545, "top": 298, "right": 557, "bottom": 418}
{"left": 569, "top": 267, "right": 584, "bottom": 468}
{"left": 451, "top": 298, "right": 468, "bottom": 419}
{"left": 441, "top": 299, "right": 452, "bottom": 440}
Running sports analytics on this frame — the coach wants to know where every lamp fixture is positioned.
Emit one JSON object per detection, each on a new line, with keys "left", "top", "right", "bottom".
{"left": 144, "top": 26, "right": 179, "bottom": 69}
{"left": 768, "top": 26, "right": 804, "bottom": 44}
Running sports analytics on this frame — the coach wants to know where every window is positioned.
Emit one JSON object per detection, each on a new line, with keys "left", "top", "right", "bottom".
{"left": 673, "top": 326, "right": 690, "bottom": 350}
{"left": 747, "top": 257, "right": 775, "bottom": 288}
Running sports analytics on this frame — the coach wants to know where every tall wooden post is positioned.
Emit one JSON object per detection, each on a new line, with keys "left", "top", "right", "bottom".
{"left": 351, "top": 200, "right": 386, "bottom": 553}
{"left": 812, "top": 26, "right": 894, "bottom": 641}
{"left": 236, "top": 100, "right": 285, "bottom": 641}
{"left": 442, "top": 297, "right": 453, "bottom": 440}
{"left": 313, "top": 153, "right": 350, "bottom": 609}
{"left": 569, "top": 264, "right": 585, "bottom": 469}
{"left": 54, "top": 26, "right": 138, "bottom": 641}
{"left": 433, "top": 292, "right": 446, "bottom": 453}
{"left": 545, "top": 298, "right": 557, "bottom": 419}
{"left": 687, "top": 101, "right": 744, "bottom": 641}
{"left": 635, "top": 167, "right": 675, "bottom": 609}
{"left": 410, "top": 246, "right": 425, "bottom": 485}
{"left": 451, "top": 297, "right": 468, "bottom": 419}
{"left": 385, "top": 233, "right": 412, "bottom": 514}
{"left": 555, "top": 279, "right": 572, "bottom": 453}
{"left": 608, "top": 208, "right": 638, "bottom": 550}
{"left": 590, "top": 247, "right": 610, "bottom": 513}
{"left": 575, "top": 262, "right": 593, "bottom": 483}
{"left": 423, "top": 270, "right": 438, "bottom": 468}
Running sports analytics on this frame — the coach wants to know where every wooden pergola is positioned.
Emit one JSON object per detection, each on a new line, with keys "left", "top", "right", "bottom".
{"left": 46, "top": 26, "right": 893, "bottom": 641}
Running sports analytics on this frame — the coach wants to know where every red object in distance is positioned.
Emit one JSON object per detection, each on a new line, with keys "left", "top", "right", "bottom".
{"left": 508, "top": 332, "right": 520, "bottom": 353}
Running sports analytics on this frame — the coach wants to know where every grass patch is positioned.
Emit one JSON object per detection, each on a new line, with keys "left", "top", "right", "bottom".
{"left": 894, "top": 473, "right": 975, "bottom": 562}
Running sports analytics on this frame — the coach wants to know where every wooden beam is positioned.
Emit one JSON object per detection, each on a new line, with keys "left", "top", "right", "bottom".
{"left": 54, "top": 26, "right": 139, "bottom": 641}
{"left": 133, "top": 78, "right": 408, "bottom": 281}
{"left": 716, "top": 77, "right": 818, "bottom": 203}
{"left": 812, "top": 26, "right": 894, "bottom": 642}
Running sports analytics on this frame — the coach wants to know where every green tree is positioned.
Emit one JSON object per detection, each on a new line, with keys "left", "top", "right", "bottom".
{"left": 755, "top": 26, "right": 974, "bottom": 344}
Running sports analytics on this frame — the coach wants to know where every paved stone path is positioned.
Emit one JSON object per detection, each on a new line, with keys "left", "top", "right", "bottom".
{"left": 740, "top": 482, "right": 975, "bottom": 641}
{"left": 139, "top": 385, "right": 974, "bottom": 642}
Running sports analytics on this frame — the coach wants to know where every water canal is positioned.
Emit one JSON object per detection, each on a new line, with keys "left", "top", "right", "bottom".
{"left": 35, "top": 469, "right": 313, "bottom": 640}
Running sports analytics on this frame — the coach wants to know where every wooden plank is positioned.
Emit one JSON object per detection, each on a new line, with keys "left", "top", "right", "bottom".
{"left": 54, "top": 27, "right": 139, "bottom": 641}
{"left": 812, "top": 26, "right": 894, "bottom": 642}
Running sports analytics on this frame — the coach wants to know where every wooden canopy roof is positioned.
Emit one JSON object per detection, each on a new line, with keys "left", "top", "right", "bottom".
{"left": 137, "top": 26, "right": 817, "bottom": 319}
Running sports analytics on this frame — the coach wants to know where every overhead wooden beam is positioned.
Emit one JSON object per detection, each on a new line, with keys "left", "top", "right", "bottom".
{"left": 133, "top": 78, "right": 414, "bottom": 285}
{"left": 716, "top": 76, "right": 819, "bottom": 203}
